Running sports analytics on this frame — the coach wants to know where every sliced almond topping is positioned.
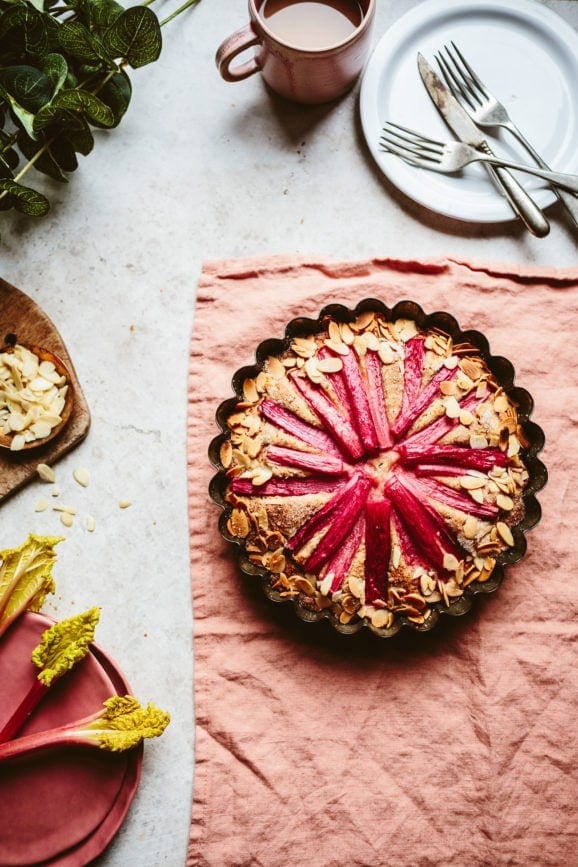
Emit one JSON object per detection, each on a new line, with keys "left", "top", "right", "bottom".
{"left": 440, "top": 380, "right": 458, "bottom": 396}
{"left": 443, "top": 355, "right": 459, "bottom": 370}
{"left": 497, "top": 521, "right": 514, "bottom": 546}
{"left": 469, "top": 488, "right": 485, "bottom": 505}
{"left": 493, "top": 393, "right": 509, "bottom": 414}
{"left": 463, "top": 516, "right": 478, "bottom": 539}
{"left": 251, "top": 467, "right": 273, "bottom": 486}
{"left": 242, "top": 378, "right": 259, "bottom": 404}
{"left": 496, "top": 493, "right": 514, "bottom": 511}
{"left": 220, "top": 440, "right": 233, "bottom": 468}
{"left": 339, "top": 322, "right": 355, "bottom": 345}
{"left": 362, "top": 331, "right": 380, "bottom": 351}
{"left": 323, "top": 338, "right": 349, "bottom": 356}
{"left": 443, "top": 553, "right": 461, "bottom": 572}
{"left": 459, "top": 475, "right": 486, "bottom": 490}
{"left": 371, "top": 609, "right": 394, "bottom": 629}
{"left": 444, "top": 397, "right": 461, "bottom": 419}
{"left": 507, "top": 436, "right": 521, "bottom": 457}
{"left": 227, "top": 508, "right": 249, "bottom": 538}
{"left": 378, "top": 343, "right": 395, "bottom": 364}
{"left": 353, "top": 310, "right": 375, "bottom": 331}
{"left": 317, "top": 356, "right": 343, "bottom": 374}
{"left": 459, "top": 410, "right": 475, "bottom": 426}
{"left": 348, "top": 575, "right": 364, "bottom": 599}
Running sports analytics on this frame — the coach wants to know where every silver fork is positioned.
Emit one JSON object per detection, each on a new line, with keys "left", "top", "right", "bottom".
{"left": 379, "top": 123, "right": 578, "bottom": 192}
{"left": 436, "top": 41, "right": 578, "bottom": 228}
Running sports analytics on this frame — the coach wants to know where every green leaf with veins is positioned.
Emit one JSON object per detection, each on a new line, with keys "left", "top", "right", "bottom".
{"left": 18, "top": 129, "right": 68, "bottom": 182}
{"left": 41, "top": 53, "right": 69, "bottom": 99}
{"left": 58, "top": 19, "right": 112, "bottom": 63}
{"left": 33, "top": 88, "right": 115, "bottom": 134}
{"left": 0, "top": 66, "right": 53, "bottom": 113}
{"left": 103, "top": 6, "right": 161, "bottom": 68}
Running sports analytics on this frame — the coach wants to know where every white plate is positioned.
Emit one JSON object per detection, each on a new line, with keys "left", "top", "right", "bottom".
{"left": 359, "top": 0, "right": 578, "bottom": 223}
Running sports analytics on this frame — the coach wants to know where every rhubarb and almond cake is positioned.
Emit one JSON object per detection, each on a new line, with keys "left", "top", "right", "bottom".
{"left": 210, "top": 301, "right": 545, "bottom": 636}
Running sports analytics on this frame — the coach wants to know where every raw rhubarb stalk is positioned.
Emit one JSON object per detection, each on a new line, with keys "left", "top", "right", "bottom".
{"left": 322, "top": 515, "right": 365, "bottom": 594}
{"left": 305, "top": 476, "right": 372, "bottom": 571}
{"left": 231, "top": 477, "right": 342, "bottom": 497}
{"left": 400, "top": 336, "right": 426, "bottom": 416}
{"left": 410, "top": 474, "right": 499, "bottom": 520}
{"left": 385, "top": 474, "right": 462, "bottom": 573}
{"left": 259, "top": 399, "right": 343, "bottom": 457}
{"left": 392, "top": 365, "right": 458, "bottom": 439}
{"left": 286, "top": 473, "right": 362, "bottom": 552}
{"left": 266, "top": 444, "right": 345, "bottom": 476}
{"left": 0, "top": 607, "right": 100, "bottom": 743}
{"left": 290, "top": 371, "right": 364, "bottom": 460}
{"left": 400, "top": 443, "right": 509, "bottom": 471}
{"left": 364, "top": 498, "right": 392, "bottom": 604}
{"left": 0, "top": 696, "right": 170, "bottom": 763}
{"left": 364, "top": 350, "right": 392, "bottom": 447}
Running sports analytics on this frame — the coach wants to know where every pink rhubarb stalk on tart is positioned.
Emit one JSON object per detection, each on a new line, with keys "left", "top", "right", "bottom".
{"left": 215, "top": 308, "right": 534, "bottom": 633}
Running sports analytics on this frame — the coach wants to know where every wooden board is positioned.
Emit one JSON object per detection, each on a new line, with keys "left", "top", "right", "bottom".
{"left": 0, "top": 277, "right": 91, "bottom": 502}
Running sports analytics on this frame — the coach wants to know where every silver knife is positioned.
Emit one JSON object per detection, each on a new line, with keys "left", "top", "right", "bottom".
{"left": 417, "top": 53, "right": 550, "bottom": 238}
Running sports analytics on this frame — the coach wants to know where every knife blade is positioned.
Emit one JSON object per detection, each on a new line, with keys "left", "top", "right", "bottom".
{"left": 417, "top": 53, "right": 549, "bottom": 238}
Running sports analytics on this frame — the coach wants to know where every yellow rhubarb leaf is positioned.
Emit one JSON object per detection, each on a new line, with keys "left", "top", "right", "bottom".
{"left": 32, "top": 606, "right": 100, "bottom": 687}
{"left": 0, "top": 534, "right": 63, "bottom": 638}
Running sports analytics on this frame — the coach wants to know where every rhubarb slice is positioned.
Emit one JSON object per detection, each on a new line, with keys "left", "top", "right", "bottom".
{"left": 400, "top": 336, "right": 426, "bottom": 417}
{"left": 266, "top": 444, "right": 345, "bottom": 476}
{"left": 290, "top": 371, "right": 364, "bottom": 460}
{"left": 286, "top": 472, "right": 363, "bottom": 552}
{"left": 260, "top": 399, "right": 343, "bottom": 457}
{"left": 392, "top": 365, "right": 458, "bottom": 439}
{"left": 364, "top": 350, "right": 392, "bottom": 448}
{"left": 385, "top": 474, "right": 462, "bottom": 573}
{"left": 304, "top": 475, "right": 372, "bottom": 571}
{"left": 400, "top": 443, "right": 509, "bottom": 471}
{"left": 319, "top": 347, "right": 379, "bottom": 452}
{"left": 231, "top": 477, "right": 343, "bottom": 497}
{"left": 364, "top": 498, "right": 392, "bottom": 604}
{"left": 407, "top": 473, "right": 499, "bottom": 520}
{"left": 400, "top": 391, "right": 481, "bottom": 449}
{"left": 322, "top": 515, "right": 365, "bottom": 594}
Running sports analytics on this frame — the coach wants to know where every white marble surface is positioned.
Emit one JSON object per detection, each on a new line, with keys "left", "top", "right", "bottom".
{"left": 0, "top": 1, "right": 576, "bottom": 864}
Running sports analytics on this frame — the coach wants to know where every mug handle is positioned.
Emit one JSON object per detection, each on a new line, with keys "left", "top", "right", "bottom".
{"left": 216, "top": 23, "right": 261, "bottom": 82}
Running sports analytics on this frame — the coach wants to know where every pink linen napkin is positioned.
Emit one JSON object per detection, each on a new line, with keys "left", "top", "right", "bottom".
{"left": 187, "top": 255, "right": 578, "bottom": 867}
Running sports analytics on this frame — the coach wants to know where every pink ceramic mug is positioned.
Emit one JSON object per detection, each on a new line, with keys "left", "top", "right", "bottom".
{"left": 215, "top": 0, "right": 375, "bottom": 105}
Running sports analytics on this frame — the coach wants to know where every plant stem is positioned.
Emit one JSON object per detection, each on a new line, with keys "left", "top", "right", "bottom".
{"left": 0, "top": 679, "right": 47, "bottom": 743}
{"left": 160, "top": 0, "right": 200, "bottom": 27}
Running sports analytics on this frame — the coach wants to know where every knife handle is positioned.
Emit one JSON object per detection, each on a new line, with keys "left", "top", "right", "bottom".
{"left": 479, "top": 142, "right": 550, "bottom": 238}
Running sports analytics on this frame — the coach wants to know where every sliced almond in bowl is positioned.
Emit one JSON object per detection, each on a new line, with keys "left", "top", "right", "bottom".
{"left": 0, "top": 342, "right": 74, "bottom": 452}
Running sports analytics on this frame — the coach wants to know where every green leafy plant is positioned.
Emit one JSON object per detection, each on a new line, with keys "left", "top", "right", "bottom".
{"left": 0, "top": 0, "right": 198, "bottom": 230}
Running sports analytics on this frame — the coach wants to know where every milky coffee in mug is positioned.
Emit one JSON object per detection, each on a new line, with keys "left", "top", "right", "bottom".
{"left": 215, "top": 0, "right": 375, "bottom": 104}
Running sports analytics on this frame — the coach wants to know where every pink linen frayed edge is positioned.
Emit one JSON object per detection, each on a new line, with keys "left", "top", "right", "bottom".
{"left": 188, "top": 254, "right": 578, "bottom": 867}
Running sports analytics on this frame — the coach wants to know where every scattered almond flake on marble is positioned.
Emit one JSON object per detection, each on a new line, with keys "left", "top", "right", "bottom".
{"left": 35, "top": 498, "right": 49, "bottom": 512}
{"left": 118, "top": 500, "right": 132, "bottom": 509}
{"left": 86, "top": 515, "right": 96, "bottom": 532}
{"left": 60, "top": 512, "right": 74, "bottom": 528}
{"left": 73, "top": 467, "right": 90, "bottom": 487}
{"left": 36, "top": 463, "right": 56, "bottom": 483}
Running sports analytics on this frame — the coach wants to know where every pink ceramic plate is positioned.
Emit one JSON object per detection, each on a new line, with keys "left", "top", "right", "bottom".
{"left": 0, "top": 613, "right": 142, "bottom": 866}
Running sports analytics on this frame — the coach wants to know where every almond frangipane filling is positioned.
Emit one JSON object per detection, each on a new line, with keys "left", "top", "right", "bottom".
{"left": 221, "top": 312, "right": 529, "bottom": 630}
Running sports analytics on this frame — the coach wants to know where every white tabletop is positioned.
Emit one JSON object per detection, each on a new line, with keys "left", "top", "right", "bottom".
{"left": 0, "top": 1, "right": 576, "bottom": 864}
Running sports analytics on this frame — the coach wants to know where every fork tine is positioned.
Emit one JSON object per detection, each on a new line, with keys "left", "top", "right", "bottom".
{"left": 383, "top": 121, "right": 444, "bottom": 149}
{"left": 379, "top": 135, "right": 441, "bottom": 162}
{"left": 449, "top": 41, "right": 490, "bottom": 99}
{"left": 442, "top": 44, "right": 484, "bottom": 107}
{"left": 378, "top": 139, "right": 439, "bottom": 165}
{"left": 436, "top": 50, "right": 477, "bottom": 109}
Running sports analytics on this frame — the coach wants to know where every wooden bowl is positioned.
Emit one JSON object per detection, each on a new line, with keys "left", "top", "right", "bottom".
{"left": 0, "top": 343, "right": 74, "bottom": 453}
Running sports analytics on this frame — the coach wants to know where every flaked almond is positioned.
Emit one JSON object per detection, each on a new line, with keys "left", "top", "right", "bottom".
{"left": 35, "top": 498, "right": 49, "bottom": 512}
{"left": 317, "top": 356, "right": 343, "bottom": 374}
{"left": 227, "top": 508, "right": 250, "bottom": 538}
{"left": 443, "top": 552, "right": 461, "bottom": 572}
{"left": 469, "top": 488, "right": 485, "bottom": 505}
{"left": 378, "top": 342, "right": 395, "bottom": 364}
{"left": 493, "top": 393, "right": 509, "bottom": 414}
{"left": 370, "top": 609, "right": 394, "bottom": 629}
{"left": 443, "top": 355, "right": 459, "bottom": 370}
{"left": 462, "top": 516, "right": 478, "bottom": 539}
{"left": 459, "top": 410, "right": 475, "bottom": 426}
{"left": 353, "top": 310, "right": 375, "bottom": 331}
{"left": 60, "top": 512, "right": 74, "bottom": 528}
{"left": 440, "top": 380, "right": 458, "bottom": 396}
{"left": 323, "top": 338, "right": 349, "bottom": 356}
{"left": 268, "top": 549, "right": 286, "bottom": 573}
{"left": 251, "top": 467, "right": 273, "bottom": 486}
{"left": 73, "top": 466, "right": 90, "bottom": 488}
{"left": 496, "top": 493, "right": 514, "bottom": 511}
{"left": 459, "top": 475, "right": 486, "bottom": 490}
{"left": 348, "top": 575, "right": 365, "bottom": 599}
{"left": 220, "top": 439, "right": 233, "bottom": 468}
{"left": 470, "top": 433, "right": 488, "bottom": 449}
{"left": 444, "top": 397, "right": 461, "bottom": 419}
{"left": 37, "top": 463, "right": 56, "bottom": 483}
{"left": 361, "top": 331, "right": 380, "bottom": 351}
{"left": 339, "top": 322, "right": 355, "bottom": 345}
{"left": 118, "top": 500, "right": 132, "bottom": 509}
{"left": 497, "top": 521, "right": 515, "bottom": 546}
{"left": 86, "top": 515, "right": 96, "bottom": 532}
{"left": 242, "top": 378, "right": 259, "bottom": 404}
